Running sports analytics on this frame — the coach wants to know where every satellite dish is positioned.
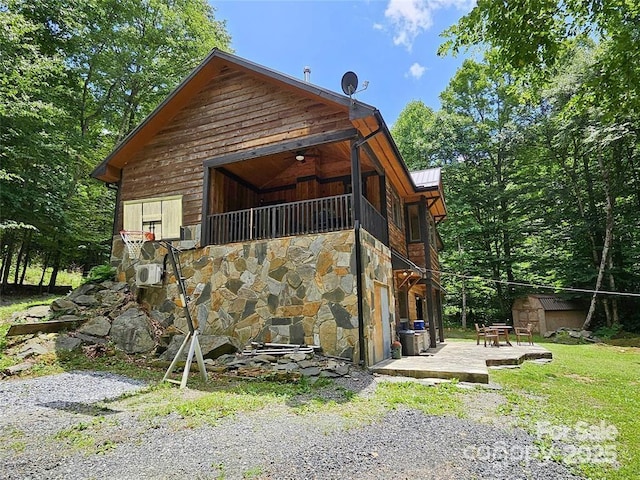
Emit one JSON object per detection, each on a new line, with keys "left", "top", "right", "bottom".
{"left": 341, "top": 71, "right": 358, "bottom": 96}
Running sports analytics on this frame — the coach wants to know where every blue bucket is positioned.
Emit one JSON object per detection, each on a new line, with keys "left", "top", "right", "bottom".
{"left": 413, "top": 320, "right": 425, "bottom": 330}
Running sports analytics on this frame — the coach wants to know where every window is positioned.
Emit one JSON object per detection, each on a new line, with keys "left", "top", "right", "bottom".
{"left": 390, "top": 189, "right": 403, "bottom": 228}
{"left": 122, "top": 195, "right": 182, "bottom": 240}
{"left": 407, "top": 204, "right": 421, "bottom": 242}
{"left": 429, "top": 216, "right": 437, "bottom": 248}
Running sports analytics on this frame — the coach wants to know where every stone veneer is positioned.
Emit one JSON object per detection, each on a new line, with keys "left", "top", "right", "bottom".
{"left": 359, "top": 229, "right": 396, "bottom": 364}
{"left": 112, "top": 229, "right": 365, "bottom": 362}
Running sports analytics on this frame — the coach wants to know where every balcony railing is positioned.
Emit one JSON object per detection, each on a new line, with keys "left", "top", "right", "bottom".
{"left": 205, "top": 194, "right": 354, "bottom": 245}
{"left": 361, "top": 197, "right": 388, "bottom": 244}
{"left": 205, "top": 193, "right": 389, "bottom": 246}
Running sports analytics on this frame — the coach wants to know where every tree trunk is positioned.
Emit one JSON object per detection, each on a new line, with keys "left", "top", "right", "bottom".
{"left": 607, "top": 242, "right": 620, "bottom": 326}
{"left": 583, "top": 157, "right": 616, "bottom": 330}
{"left": 48, "top": 250, "right": 61, "bottom": 291}
{"left": 458, "top": 239, "right": 467, "bottom": 329}
{"left": 602, "top": 297, "right": 612, "bottom": 327}
{"left": 1, "top": 234, "right": 15, "bottom": 287}
{"left": 38, "top": 253, "right": 50, "bottom": 294}
{"left": 461, "top": 278, "right": 467, "bottom": 329}
{"left": 13, "top": 230, "right": 31, "bottom": 285}
{"left": 0, "top": 234, "right": 12, "bottom": 299}
{"left": 13, "top": 236, "right": 23, "bottom": 285}
{"left": 19, "top": 247, "right": 31, "bottom": 285}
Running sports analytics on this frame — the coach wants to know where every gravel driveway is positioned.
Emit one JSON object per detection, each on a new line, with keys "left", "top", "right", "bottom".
{"left": 0, "top": 371, "right": 583, "bottom": 480}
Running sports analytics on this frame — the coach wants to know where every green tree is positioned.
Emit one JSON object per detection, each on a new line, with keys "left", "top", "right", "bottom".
{"left": 1, "top": 1, "right": 231, "bottom": 291}
{"left": 394, "top": 55, "right": 544, "bottom": 322}
{"left": 440, "top": 2, "right": 640, "bottom": 330}
{"left": 440, "top": 0, "right": 640, "bottom": 118}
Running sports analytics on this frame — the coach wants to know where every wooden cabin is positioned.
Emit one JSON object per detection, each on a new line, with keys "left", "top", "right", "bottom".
{"left": 92, "top": 49, "right": 447, "bottom": 366}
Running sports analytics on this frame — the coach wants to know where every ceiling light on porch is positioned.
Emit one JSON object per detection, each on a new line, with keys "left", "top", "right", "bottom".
{"left": 295, "top": 152, "right": 305, "bottom": 161}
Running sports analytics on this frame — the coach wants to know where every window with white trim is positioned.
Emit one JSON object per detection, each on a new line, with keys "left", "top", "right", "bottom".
{"left": 122, "top": 195, "right": 182, "bottom": 240}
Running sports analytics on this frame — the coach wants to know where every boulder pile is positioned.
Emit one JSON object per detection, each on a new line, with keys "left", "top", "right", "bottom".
{"left": 3, "top": 281, "right": 351, "bottom": 380}
{"left": 4, "top": 281, "right": 237, "bottom": 375}
{"left": 543, "top": 327, "right": 601, "bottom": 343}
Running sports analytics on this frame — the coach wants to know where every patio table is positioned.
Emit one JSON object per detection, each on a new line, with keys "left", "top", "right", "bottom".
{"left": 489, "top": 325, "right": 513, "bottom": 346}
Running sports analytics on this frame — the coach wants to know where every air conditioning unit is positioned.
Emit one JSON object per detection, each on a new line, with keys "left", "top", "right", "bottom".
{"left": 135, "top": 263, "right": 163, "bottom": 287}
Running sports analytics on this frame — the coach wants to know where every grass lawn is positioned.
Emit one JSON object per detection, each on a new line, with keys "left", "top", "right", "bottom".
{"left": 1, "top": 299, "right": 638, "bottom": 479}
{"left": 2, "top": 266, "right": 84, "bottom": 290}
{"left": 490, "top": 342, "right": 639, "bottom": 480}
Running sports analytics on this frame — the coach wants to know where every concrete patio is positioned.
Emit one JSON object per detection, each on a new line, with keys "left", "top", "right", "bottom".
{"left": 370, "top": 340, "right": 552, "bottom": 383}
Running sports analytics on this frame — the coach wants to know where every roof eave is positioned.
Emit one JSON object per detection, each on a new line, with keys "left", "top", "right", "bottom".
{"left": 91, "top": 48, "right": 377, "bottom": 182}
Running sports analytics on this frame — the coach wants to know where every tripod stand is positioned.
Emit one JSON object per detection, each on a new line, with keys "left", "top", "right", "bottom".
{"left": 160, "top": 241, "right": 207, "bottom": 388}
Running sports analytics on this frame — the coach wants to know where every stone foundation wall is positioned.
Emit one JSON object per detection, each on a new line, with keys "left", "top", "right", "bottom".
{"left": 112, "top": 229, "right": 361, "bottom": 362}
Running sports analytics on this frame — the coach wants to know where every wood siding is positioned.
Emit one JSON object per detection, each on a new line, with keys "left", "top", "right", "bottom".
{"left": 408, "top": 243, "right": 425, "bottom": 267}
{"left": 364, "top": 174, "right": 381, "bottom": 211}
{"left": 119, "top": 67, "right": 353, "bottom": 228}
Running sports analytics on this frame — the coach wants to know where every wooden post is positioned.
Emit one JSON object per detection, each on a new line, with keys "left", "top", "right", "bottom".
{"left": 435, "top": 288, "right": 445, "bottom": 342}
{"left": 378, "top": 174, "right": 389, "bottom": 245}
{"left": 352, "top": 139, "right": 366, "bottom": 365}
{"left": 419, "top": 197, "right": 437, "bottom": 348}
{"left": 200, "top": 166, "right": 211, "bottom": 246}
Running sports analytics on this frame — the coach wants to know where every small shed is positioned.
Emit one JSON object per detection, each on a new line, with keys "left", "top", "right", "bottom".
{"left": 512, "top": 295, "right": 587, "bottom": 335}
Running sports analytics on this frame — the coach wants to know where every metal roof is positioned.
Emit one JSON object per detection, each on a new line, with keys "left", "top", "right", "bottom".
{"left": 534, "top": 295, "right": 583, "bottom": 311}
{"left": 410, "top": 168, "right": 441, "bottom": 189}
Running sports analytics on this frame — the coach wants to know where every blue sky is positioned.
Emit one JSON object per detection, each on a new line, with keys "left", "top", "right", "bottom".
{"left": 212, "top": 0, "right": 475, "bottom": 125}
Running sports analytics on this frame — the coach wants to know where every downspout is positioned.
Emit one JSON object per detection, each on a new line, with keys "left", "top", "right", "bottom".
{"left": 351, "top": 129, "right": 382, "bottom": 365}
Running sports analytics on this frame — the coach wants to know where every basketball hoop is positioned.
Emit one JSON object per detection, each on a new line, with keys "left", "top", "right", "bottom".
{"left": 120, "top": 230, "right": 155, "bottom": 260}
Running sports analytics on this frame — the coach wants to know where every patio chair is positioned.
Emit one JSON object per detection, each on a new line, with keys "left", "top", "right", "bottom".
{"left": 474, "top": 323, "right": 486, "bottom": 345}
{"left": 484, "top": 327, "right": 500, "bottom": 347}
{"left": 515, "top": 323, "right": 534, "bottom": 345}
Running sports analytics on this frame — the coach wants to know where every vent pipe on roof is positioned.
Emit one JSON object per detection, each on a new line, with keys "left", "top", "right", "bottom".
{"left": 303, "top": 66, "right": 311, "bottom": 82}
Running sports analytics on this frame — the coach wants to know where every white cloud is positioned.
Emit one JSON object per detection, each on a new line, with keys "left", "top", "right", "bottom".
{"left": 384, "top": 0, "right": 475, "bottom": 50}
{"left": 372, "top": 22, "right": 384, "bottom": 31}
{"left": 407, "top": 62, "right": 427, "bottom": 79}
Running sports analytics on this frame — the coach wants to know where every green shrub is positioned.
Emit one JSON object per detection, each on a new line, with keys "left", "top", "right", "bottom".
{"left": 553, "top": 331, "right": 584, "bottom": 345}
{"left": 593, "top": 324, "right": 622, "bottom": 340}
{"left": 83, "top": 265, "right": 116, "bottom": 284}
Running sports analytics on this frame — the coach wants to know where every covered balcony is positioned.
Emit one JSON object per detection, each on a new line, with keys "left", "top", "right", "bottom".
{"left": 202, "top": 135, "right": 388, "bottom": 246}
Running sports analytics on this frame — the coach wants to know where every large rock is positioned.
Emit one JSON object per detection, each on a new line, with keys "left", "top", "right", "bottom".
{"left": 55, "top": 335, "right": 82, "bottom": 351}
{"left": 24, "top": 305, "right": 50, "bottom": 319}
{"left": 96, "top": 290, "right": 126, "bottom": 308}
{"left": 50, "top": 298, "right": 79, "bottom": 314}
{"left": 159, "top": 334, "right": 240, "bottom": 361}
{"left": 110, "top": 308, "right": 155, "bottom": 353}
{"left": 77, "top": 316, "right": 111, "bottom": 337}
{"left": 74, "top": 295, "right": 98, "bottom": 306}
{"left": 68, "top": 283, "right": 98, "bottom": 300}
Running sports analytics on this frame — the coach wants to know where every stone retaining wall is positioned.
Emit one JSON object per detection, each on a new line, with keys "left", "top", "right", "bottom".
{"left": 112, "top": 229, "right": 367, "bottom": 362}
